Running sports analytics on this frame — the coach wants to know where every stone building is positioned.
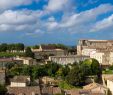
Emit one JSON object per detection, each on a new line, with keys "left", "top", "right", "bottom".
{"left": 8, "top": 86, "right": 41, "bottom": 95}
{"left": 49, "top": 55, "right": 90, "bottom": 65}
{"left": 32, "top": 45, "right": 65, "bottom": 57}
{"left": 15, "top": 57, "right": 36, "bottom": 65}
{"left": 10, "top": 76, "right": 30, "bottom": 87}
{"left": 77, "top": 39, "right": 113, "bottom": 65}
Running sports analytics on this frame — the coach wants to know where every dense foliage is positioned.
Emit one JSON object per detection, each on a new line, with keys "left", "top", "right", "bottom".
{"left": 25, "top": 47, "right": 34, "bottom": 58}
{"left": 7, "top": 59, "right": 101, "bottom": 87}
{"left": 0, "top": 84, "right": 7, "bottom": 95}
{"left": 0, "top": 43, "right": 24, "bottom": 52}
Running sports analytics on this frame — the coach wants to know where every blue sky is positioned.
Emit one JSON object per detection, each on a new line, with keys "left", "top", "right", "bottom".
{"left": 0, "top": 0, "right": 113, "bottom": 45}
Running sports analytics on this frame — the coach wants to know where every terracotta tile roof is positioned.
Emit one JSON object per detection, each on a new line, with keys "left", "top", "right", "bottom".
{"left": 11, "top": 76, "right": 30, "bottom": 83}
{"left": 65, "top": 89, "right": 80, "bottom": 95}
{"left": 83, "top": 83, "right": 106, "bottom": 90}
{"left": 8, "top": 86, "right": 41, "bottom": 95}
{"left": 42, "top": 87, "right": 61, "bottom": 95}
{"left": 0, "top": 58, "right": 14, "bottom": 62}
{"left": 41, "top": 45, "right": 57, "bottom": 50}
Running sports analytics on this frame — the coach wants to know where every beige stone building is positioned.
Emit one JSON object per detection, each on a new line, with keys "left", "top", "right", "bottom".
{"left": 102, "top": 74, "right": 113, "bottom": 95}
{"left": 77, "top": 39, "right": 113, "bottom": 65}
{"left": 32, "top": 45, "right": 65, "bottom": 57}
{"left": 15, "top": 57, "right": 36, "bottom": 65}
{"left": 10, "top": 76, "right": 30, "bottom": 87}
{"left": 49, "top": 55, "right": 90, "bottom": 65}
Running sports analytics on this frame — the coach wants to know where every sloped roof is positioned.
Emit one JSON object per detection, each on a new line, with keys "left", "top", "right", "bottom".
{"left": 8, "top": 86, "right": 41, "bottom": 95}
{"left": 11, "top": 76, "right": 30, "bottom": 83}
{"left": 83, "top": 83, "right": 107, "bottom": 90}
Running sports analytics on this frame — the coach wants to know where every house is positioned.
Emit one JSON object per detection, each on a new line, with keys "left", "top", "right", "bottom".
{"left": 106, "top": 76, "right": 113, "bottom": 94}
{"left": 41, "top": 76, "right": 59, "bottom": 86}
{"left": 32, "top": 45, "right": 66, "bottom": 60}
{"left": 42, "top": 87, "right": 62, "bottom": 95}
{"left": 49, "top": 55, "right": 90, "bottom": 65}
{"left": 10, "top": 76, "right": 30, "bottom": 87}
{"left": 15, "top": 57, "right": 35, "bottom": 65}
{"left": 0, "top": 58, "right": 21, "bottom": 68}
{"left": 8, "top": 86, "right": 41, "bottom": 95}
{"left": 0, "top": 68, "right": 6, "bottom": 85}
{"left": 83, "top": 82, "right": 107, "bottom": 94}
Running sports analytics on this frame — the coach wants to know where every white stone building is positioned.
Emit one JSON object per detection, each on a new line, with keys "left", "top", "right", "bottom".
{"left": 15, "top": 57, "right": 35, "bottom": 65}
{"left": 49, "top": 55, "right": 90, "bottom": 65}
{"left": 106, "top": 76, "right": 113, "bottom": 94}
{"left": 10, "top": 76, "right": 30, "bottom": 87}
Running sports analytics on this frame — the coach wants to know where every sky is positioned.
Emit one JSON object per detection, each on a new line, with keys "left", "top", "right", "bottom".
{"left": 0, "top": 0, "right": 113, "bottom": 45}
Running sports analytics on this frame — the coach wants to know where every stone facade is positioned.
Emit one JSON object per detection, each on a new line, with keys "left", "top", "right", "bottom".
{"left": 49, "top": 55, "right": 90, "bottom": 65}
{"left": 10, "top": 76, "right": 30, "bottom": 87}
{"left": 77, "top": 39, "right": 113, "bottom": 65}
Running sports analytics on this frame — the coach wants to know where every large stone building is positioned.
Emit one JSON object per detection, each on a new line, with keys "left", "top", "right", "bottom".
{"left": 77, "top": 39, "right": 113, "bottom": 65}
{"left": 49, "top": 55, "right": 89, "bottom": 65}
{"left": 32, "top": 45, "right": 65, "bottom": 56}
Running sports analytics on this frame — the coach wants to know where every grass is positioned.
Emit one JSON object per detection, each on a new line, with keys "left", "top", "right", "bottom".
{"left": 0, "top": 52, "right": 25, "bottom": 57}
{"left": 102, "top": 69, "right": 113, "bottom": 74}
{"left": 58, "top": 81, "right": 82, "bottom": 90}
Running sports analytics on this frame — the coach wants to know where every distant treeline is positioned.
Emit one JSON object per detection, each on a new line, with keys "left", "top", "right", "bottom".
{"left": 0, "top": 43, "right": 24, "bottom": 52}
{"left": 32, "top": 44, "right": 71, "bottom": 50}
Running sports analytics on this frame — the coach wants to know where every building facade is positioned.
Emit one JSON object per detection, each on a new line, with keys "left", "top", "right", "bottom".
{"left": 77, "top": 39, "right": 113, "bottom": 65}
{"left": 49, "top": 55, "right": 90, "bottom": 65}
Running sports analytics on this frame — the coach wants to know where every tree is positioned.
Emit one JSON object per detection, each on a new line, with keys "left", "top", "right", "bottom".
{"left": 0, "top": 43, "right": 7, "bottom": 52}
{"left": 66, "top": 64, "right": 85, "bottom": 86}
{"left": 25, "top": 47, "right": 34, "bottom": 58}
{"left": 0, "top": 84, "right": 7, "bottom": 95}
{"left": 91, "top": 59, "right": 101, "bottom": 76}
{"left": 82, "top": 59, "right": 101, "bottom": 76}
{"left": 15, "top": 43, "right": 24, "bottom": 51}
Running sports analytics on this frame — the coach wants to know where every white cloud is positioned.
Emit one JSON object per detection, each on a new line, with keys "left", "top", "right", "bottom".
{"left": 0, "top": 10, "right": 43, "bottom": 25}
{"left": 0, "top": 9, "right": 43, "bottom": 32}
{"left": 0, "top": 0, "right": 40, "bottom": 11}
{"left": 0, "top": 3, "right": 113, "bottom": 36}
{"left": 59, "top": 4, "right": 113, "bottom": 28}
{"left": 44, "top": 0, "right": 75, "bottom": 13}
{"left": 45, "top": 0, "right": 68, "bottom": 11}
{"left": 91, "top": 14, "right": 113, "bottom": 32}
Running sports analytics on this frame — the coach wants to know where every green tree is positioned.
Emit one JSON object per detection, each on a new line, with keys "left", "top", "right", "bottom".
{"left": 66, "top": 64, "right": 85, "bottom": 86}
{"left": 91, "top": 59, "right": 101, "bottom": 76}
{"left": 0, "top": 43, "right": 7, "bottom": 52}
{"left": 82, "top": 59, "right": 101, "bottom": 76}
{"left": 0, "top": 84, "right": 7, "bottom": 95}
{"left": 25, "top": 47, "right": 34, "bottom": 58}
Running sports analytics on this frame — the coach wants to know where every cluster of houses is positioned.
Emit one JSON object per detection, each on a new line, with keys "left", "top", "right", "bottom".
{"left": 1, "top": 40, "right": 113, "bottom": 95}
{"left": 0, "top": 70, "right": 111, "bottom": 95}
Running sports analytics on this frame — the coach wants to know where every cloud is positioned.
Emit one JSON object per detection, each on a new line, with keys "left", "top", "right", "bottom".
{"left": 0, "top": 9, "right": 43, "bottom": 32}
{"left": 0, "top": 3, "right": 113, "bottom": 37}
{"left": 0, "top": 0, "right": 39, "bottom": 11}
{"left": 45, "top": 0, "right": 68, "bottom": 11}
{"left": 44, "top": 0, "right": 75, "bottom": 13}
{"left": 91, "top": 14, "right": 113, "bottom": 32}
{"left": 59, "top": 4, "right": 113, "bottom": 28}
{"left": 0, "top": 10, "right": 43, "bottom": 25}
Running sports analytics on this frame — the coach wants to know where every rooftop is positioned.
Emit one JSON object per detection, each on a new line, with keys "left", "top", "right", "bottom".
{"left": 11, "top": 76, "right": 30, "bottom": 83}
{"left": 83, "top": 83, "right": 107, "bottom": 90}
{"left": 8, "top": 86, "right": 41, "bottom": 95}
